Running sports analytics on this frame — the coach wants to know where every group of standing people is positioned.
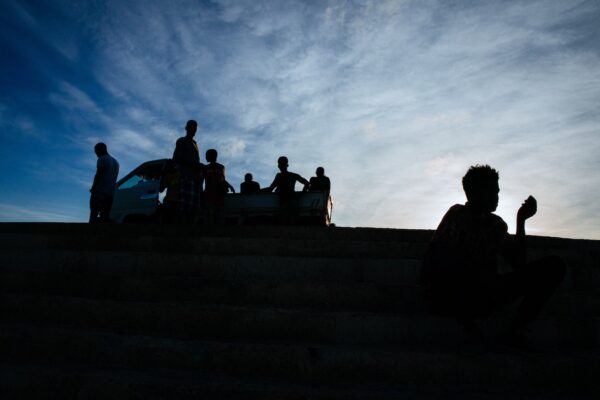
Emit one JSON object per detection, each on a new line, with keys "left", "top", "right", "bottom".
{"left": 162, "top": 119, "right": 230, "bottom": 224}
{"left": 89, "top": 119, "right": 331, "bottom": 224}
{"left": 165, "top": 119, "right": 331, "bottom": 224}
{"left": 165, "top": 120, "right": 327, "bottom": 224}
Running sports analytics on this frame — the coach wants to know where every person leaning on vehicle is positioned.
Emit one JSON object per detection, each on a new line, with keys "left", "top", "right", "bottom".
{"left": 263, "top": 156, "right": 309, "bottom": 224}
{"left": 89, "top": 142, "right": 119, "bottom": 223}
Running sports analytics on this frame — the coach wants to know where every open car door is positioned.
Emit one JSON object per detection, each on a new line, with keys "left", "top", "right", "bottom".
{"left": 110, "top": 159, "right": 167, "bottom": 222}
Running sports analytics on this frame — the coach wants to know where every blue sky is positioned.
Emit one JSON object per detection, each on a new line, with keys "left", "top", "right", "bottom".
{"left": 0, "top": 0, "right": 599, "bottom": 239}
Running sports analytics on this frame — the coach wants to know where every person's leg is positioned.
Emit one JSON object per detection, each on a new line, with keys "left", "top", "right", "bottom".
{"left": 428, "top": 275, "right": 488, "bottom": 343}
{"left": 98, "top": 195, "right": 113, "bottom": 222}
{"left": 179, "top": 177, "right": 193, "bottom": 223}
{"left": 503, "top": 255, "right": 566, "bottom": 332}
{"left": 89, "top": 192, "right": 100, "bottom": 223}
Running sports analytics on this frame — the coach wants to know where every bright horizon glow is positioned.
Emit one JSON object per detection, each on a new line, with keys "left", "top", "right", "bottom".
{"left": 0, "top": 0, "right": 599, "bottom": 239}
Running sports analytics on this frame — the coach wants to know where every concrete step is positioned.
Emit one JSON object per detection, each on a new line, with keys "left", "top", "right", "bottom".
{"left": 0, "top": 222, "right": 436, "bottom": 242}
{"left": 2, "top": 271, "right": 599, "bottom": 318}
{"left": 0, "top": 233, "right": 429, "bottom": 259}
{"left": 1, "top": 223, "right": 596, "bottom": 252}
{"left": 0, "top": 272, "right": 424, "bottom": 312}
{"left": 3, "top": 233, "right": 597, "bottom": 273}
{"left": 2, "top": 248, "right": 597, "bottom": 294}
{"left": 0, "top": 251, "right": 421, "bottom": 284}
{"left": 3, "top": 294, "right": 598, "bottom": 347}
{"left": 3, "top": 223, "right": 598, "bottom": 253}
{"left": 5, "top": 363, "right": 592, "bottom": 400}
{"left": 2, "top": 324, "right": 599, "bottom": 391}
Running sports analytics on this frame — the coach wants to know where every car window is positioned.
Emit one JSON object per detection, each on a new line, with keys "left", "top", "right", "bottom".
{"left": 118, "top": 164, "right": 164, "bottom": 190}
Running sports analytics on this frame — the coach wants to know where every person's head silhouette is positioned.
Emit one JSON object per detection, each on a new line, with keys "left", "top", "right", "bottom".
{"left": 206, "top": 149, "right": 218, "bottom": 163}
{"left": 277, "top": 156, "right": 288, "bottom": 172}
{"left": 185, "top": 120, "right": 198, "bottom": 138}
{"left": 94, "top": 142, "right": 108, "bottom": 157}
{"left": 245, "top": 173, "right": 253, "bottom": 182}
{"left": 316, "top": 167, "right": 325, "bottom": 177}
{"left": 462, "top": 165, "right": 499, "bottom": 213}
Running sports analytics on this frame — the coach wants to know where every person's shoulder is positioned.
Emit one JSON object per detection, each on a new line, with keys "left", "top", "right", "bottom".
{"left": 97, "top": 154, "right": 109, "bottom": 165}
{"left": 489, "top": 212, "right": 508, "bottom": 232}
{"left": 176, "top": 136, "right": 194, "bottom": 146}
{"left": 437, "top": 204, "right": 467, "bottom": 226}
{"left": 446, "top": 204, "right": 465, "bottom": 216}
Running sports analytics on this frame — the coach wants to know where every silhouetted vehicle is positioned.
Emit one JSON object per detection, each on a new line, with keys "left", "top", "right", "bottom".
{"left": 110, "top": 159, "right": 333, "bottom": 225}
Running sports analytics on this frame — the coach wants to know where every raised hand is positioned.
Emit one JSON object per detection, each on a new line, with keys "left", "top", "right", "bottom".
{"left": 517, "top": 195, "right": 537, "bottom": 222}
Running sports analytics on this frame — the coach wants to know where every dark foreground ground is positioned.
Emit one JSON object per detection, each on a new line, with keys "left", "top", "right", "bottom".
{"left": 1, "top": 223, "right": 599, "bottom": 399}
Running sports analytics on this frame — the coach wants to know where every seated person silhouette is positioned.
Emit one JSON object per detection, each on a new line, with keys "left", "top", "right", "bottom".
{"left": 240, "top": 173, "right": 261, "bottom": 194}
{"left": 263, "top": 156, "right": 309, "bottom": 223}
{"left": 309, "top": 166, "right": 331, "bottom": 194}
{"left": 203, "top": 149, "right": 234, "bottom": 224}
{"left": 421, "top": 165, "right": 565, "bottom": 347}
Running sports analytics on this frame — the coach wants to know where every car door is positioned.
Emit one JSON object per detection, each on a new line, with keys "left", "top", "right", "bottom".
{"left": 111, "top": 161, "right": 165, "bottom": 222}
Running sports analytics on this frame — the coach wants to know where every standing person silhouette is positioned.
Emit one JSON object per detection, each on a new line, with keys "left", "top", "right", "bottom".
{"left": 421, "top": 165, "right": 565, "bottom": 348}
{"left": 172, "top": 120, "right": 202, "bottom": 223}
{"left": 263, "top": 156, "right": 309, "bottom": 224}
{"left": 89, "top": 142, "right": 119, "bottom": 223}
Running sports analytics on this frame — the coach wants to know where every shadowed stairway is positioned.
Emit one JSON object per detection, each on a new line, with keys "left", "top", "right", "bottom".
{"left": 1, "top": 223, "right": 599, "bottom": 399}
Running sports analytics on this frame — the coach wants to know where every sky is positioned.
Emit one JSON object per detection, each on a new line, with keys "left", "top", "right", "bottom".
{"left": 0, "top": 0, "right": 599, "bottom": 239}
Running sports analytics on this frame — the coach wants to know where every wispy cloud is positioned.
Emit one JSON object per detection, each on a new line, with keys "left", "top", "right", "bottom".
{"left": 1, "top": 0, "right": 599, "bottom": 238}
{"left": 0, "top": 203, "right": 82, "bottom": 222}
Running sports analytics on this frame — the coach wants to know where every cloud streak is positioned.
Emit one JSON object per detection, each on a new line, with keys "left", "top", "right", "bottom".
{"left": 1, "top": 0, "right": 599, "bottom": 239}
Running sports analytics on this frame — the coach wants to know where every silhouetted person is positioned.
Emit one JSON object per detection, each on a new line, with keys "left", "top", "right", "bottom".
{"left": 240, "top": 173, "right": 260, "bottom": 194}
{"left": 89, "top": 142, "right": 119, "bottom": 223}
{"left": 263, "top": 156, "right": 309, "bottom": 224}
{"left": 203, "top": 149, "right": 234, "bottom": 224}
{"left": 421, "top": 165, "right": 565, "bottom": 348}
{"left": 309, "top": 167, "right": 331, "bottom": 194}
{"left": 172, "top": 120, "right": 202, "bottom": 222}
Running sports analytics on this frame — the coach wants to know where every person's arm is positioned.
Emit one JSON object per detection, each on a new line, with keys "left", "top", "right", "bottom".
{"left": 296, "top": 174, "right": 310, "bottom": 192}
{"left": 262, "top": 174, "right": 279, "bottom": 192}
{"left": 90, "top": 159, "right": 105, "bottom": 192}
{"left": 226, "top": 180, "right": 235, "bottom": 193}
{"left": 172, "top": 139, "right": 182, "bottom": 163}
{"left": 505, "top": 196, "right": 537, "bottom": 268}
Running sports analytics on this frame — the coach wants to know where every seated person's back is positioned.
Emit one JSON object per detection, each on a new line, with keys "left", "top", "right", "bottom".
{"left": 204, "top": 149, "right": 227, "bottom": 206}
{"left": 240, "top": 173, "right": 261, "bottom": 194}
{"left": 309, "top": 166, "right": 330, "bottom": 193}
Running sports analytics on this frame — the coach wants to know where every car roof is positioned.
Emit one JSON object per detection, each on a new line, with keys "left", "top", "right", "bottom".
{"left": 116, "top": 159, "right": 169, "bottom": 185}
